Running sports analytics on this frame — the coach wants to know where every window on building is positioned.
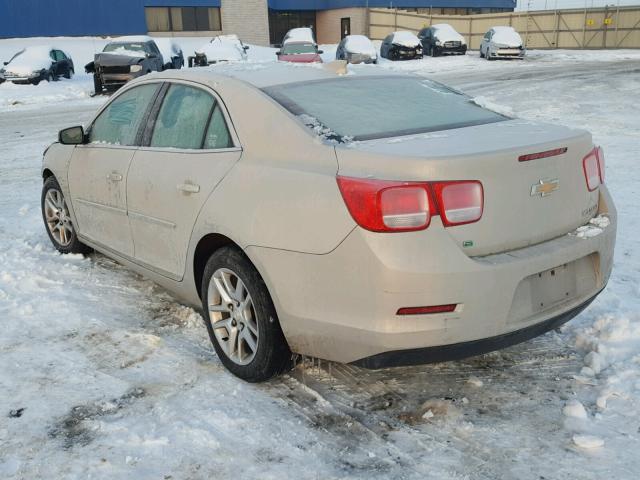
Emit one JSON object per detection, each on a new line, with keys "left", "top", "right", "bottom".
{"left": 145, "top": 7, "right": 222, "bottom": 32}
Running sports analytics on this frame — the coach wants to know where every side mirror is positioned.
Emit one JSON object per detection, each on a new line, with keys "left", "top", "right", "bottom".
{"left": 244, "top": 45, "right": 250, "bottom": 50}
{"left": 3, "top": 61, "right": 8, "bottom": 66}
{"left": 59, "top": 126, "right": 85, "bottom": 145}
{"left": 317, "top": 50, "right": 324, "bottom": 54}
{"left": 276, "top": 51, "right": 281, "bottom": 56}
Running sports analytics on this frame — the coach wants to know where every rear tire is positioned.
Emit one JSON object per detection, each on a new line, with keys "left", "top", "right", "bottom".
{"left": 201, "top": 247, "right": 292, "bottom": 382}
{"left": 41, "top": 176, "right": 92, "bottom": 255}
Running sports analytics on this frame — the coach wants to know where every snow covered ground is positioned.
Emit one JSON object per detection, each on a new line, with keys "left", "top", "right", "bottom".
{"left": 1, "top": 37, "right": 639, "bottom": 479}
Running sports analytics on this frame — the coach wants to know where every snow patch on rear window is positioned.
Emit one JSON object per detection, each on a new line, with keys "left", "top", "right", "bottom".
{"left": 472, "top": 96, "right": 514, "bottom": 117}
{"left": 298, "top": 114, "right": 352, "bottom": 144}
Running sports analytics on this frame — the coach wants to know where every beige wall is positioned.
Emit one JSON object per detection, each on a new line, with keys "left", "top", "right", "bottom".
{"left": 316, "top": 8, "right": 368, "bottom": 44}
{"left": 221, "top": 0, "right": 270, "bottom": 46}
{"left": 369, "top": 6, "right": 640, "bottom": 49}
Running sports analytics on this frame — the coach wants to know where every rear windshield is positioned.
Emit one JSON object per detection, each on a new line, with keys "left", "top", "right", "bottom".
{"left": 264, "top": 76, "right": 507, "bottom": 142}
{"left": 281, "top": 43, "right": 316, "bottom": 55}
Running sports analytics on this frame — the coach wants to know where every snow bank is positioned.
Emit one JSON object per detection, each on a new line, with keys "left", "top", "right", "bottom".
{"left": 391, "top": 31, "right": 421, "bottom": 48}
{"left": 196, "top": 35, "right": 246, "bottom": 62}
{"left": 344, "top": 35, "right": 377, "bottom": 57}
{"left": 491, "top": 27, "right": 523, "bottom": 47}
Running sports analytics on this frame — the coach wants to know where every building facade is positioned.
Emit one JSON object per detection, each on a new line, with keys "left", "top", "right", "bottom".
{"left": 0, "top": 1, "right": 516, "bottom": 45}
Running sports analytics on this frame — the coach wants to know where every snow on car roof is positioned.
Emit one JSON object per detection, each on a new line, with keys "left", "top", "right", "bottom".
{"left": 110, "top": 35, "right": 154, "bottom": 43}
{"left": 283, "top": 28, "right": 316, "bottom": 45}
{"left": 431, "top": 24, "right": 465, "bottom": 43}
{"left": 490, "top": 26, "right": 523, "bottom": 45}
{"left": 343, "top": 35, "right": 377, "bottom": 56}
{"left": 154, "top": 38, "right": 181, "bottom": 64}
{"left": 391, "top": 31, "right": 420, "bottom": 47}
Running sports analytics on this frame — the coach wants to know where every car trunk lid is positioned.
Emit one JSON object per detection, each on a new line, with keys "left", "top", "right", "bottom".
{"left": 335, "top": 120, "right": 599, "bottom": 256}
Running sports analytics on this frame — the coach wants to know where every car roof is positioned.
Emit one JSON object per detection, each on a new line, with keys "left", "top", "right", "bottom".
{"left": 146, "top": 63, "right": 410, "bottom": 89}
{"left": 109, "top": 35, "right": 154, "bottom": 44}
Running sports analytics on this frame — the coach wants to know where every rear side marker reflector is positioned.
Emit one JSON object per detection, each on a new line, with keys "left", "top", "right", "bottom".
{"left": 583, "top": 146, "right": 604, "bottom": 192}
{"left": 397, "top": 304, "right": 457, "bottom": 315}
{"left": 518, "top": 147, "right": 568, "bottom": 162}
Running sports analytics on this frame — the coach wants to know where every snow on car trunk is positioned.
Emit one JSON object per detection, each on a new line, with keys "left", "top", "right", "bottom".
{"left": 4, "top": 46, "right": 52, "bottom": 76}
{"left": 391, "top": 31, "right": 421, "bottom": 47}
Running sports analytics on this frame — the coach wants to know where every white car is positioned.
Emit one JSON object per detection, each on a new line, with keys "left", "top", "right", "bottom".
{"left": 480, "top": 26, "right": 525, "bottom": 60}
{"left": 335, "top": 35, "right": 378, "bottom": 64}
{"left": 190, "top": 35, "right": 249, "bottom": 66}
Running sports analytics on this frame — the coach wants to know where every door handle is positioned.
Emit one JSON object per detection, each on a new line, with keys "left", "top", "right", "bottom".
{"left": 107, "top": 172, "right": 123, "bottom": 182}
{"left": 177, "top": 183, "right": 200, "bottom": 194}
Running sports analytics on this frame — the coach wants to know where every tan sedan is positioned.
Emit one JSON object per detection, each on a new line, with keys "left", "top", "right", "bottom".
{"left": 41, "top": 66, "right": 616, "bottom": 381}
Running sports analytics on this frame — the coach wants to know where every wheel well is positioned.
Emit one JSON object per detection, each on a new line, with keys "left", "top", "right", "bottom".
{"left": 42, "top": 168, "right": 54, "bottom": 180}
{"left": 193, "top": 233, "right": 239, "bottom": 299}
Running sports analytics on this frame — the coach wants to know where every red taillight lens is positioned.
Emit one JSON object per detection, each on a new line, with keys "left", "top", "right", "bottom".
{"left": 336, "top": 176, "right": 484, "bottom": 232}
{"left": 596, "top": 146, "right": 605, "bottom": 183}
{"left": 336, "top": 177, "right": 431, "bottom": 232}
{"left": 380, "top": 186, "right": 430, "bottom": 230}
{"left": 432, "top": 181, "right": 484, "bottom": 227}
{"left": 583, "top": 148, "right": 601, "bottom": 192}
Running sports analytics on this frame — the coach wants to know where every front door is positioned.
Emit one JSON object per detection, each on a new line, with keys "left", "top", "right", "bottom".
{"left": 126, "top": 82, "right": 241, "bottom": 279}
{"left": 341, "top": 17, "right": 351, "bottom": 39}
{"left": 67, "top": 83, "right": 160, "bottom": 257}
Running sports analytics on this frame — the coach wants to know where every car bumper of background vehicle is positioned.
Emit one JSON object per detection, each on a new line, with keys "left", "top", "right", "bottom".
{"left": 101, "top": 73, "right": 138, "bottom": 85}
{"left": 247, "top": 187, "right": 616, "bottom": 365}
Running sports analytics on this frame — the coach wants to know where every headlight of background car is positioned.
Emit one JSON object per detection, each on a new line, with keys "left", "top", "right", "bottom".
{"left": 130, "top": 65, "right": 143, "bottom": 73}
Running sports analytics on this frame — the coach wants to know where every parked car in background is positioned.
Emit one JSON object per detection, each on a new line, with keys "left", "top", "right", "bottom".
{"left": 380, "top": 31, "right": 423, "bottom": 60}
{"left": 41, "top": 64, "right": 615, "bottom": 382}
{"left": 189, "top": 34, "right": 249, "bottom": 67}
{"left": 0, "top": 46, "right": 73, "bottom": 85}
{"left": 336, "top": 35, "right": 377, "bottom": 64}
{"left": 156, "top": 38, "right": 184, "bottom": 70}
{"left": 418, "top": 24, "right": 467, "bottom": 56}
{"left": 277, "top": 42, "right": 323, "bottom": 63}
{"left": 480, "top": 26, "right": 525, "bottom": 60}
{"left": 85, "top": 36, "right": 167, "bottom": 94}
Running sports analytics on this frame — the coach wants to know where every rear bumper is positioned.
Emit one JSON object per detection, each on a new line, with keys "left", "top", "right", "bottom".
{"left": 248, "top": 187, "right": 616, "bottom": 364}
{"left": 353, "top": 291, "right": 599, "bottom": 368}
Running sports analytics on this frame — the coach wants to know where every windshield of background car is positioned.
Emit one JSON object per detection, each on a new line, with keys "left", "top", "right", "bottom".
{"left": 103, "top": 43, "right": 146, "bottom": 54}
{"left": 281, "top": 43, "right": 316, "bottom": 55}
{"left": 264, "top": 76, "right": 508, "bottom": 142}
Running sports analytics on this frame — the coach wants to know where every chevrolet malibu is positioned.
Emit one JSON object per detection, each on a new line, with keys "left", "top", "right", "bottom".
{"left": 41, "top": 66, "right": 616, "bottom": 382}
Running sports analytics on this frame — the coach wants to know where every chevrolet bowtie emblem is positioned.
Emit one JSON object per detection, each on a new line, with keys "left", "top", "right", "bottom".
{"left": 531, "top": 179, "right": 559, "bottom": 197}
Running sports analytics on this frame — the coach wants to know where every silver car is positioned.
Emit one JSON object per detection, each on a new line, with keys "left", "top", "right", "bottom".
{"left": 41, "top": 66, "right": 615, "bottom": 382}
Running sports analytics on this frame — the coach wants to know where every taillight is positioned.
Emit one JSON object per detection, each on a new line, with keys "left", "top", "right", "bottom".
{"left": 596, "top": 146, "right": 605, "bottom": 183}
{"left": 336, "top": 176, "right": 483, "bottom": 233}
{"left": 432, "top": 181, "right": 484, "bottom": 227}
{"left": 583, "top": 147, "right": 601, "bottom": 192}
{"left": 336, "top": 177, "right": 432, "bottom": 232}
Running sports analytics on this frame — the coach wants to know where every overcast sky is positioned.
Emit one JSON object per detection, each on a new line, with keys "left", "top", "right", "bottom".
{"left": 516, "top": 0, "right": 640, "bottom": 10}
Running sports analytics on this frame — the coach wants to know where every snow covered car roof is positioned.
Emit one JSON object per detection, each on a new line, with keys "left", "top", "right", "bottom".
{"left": 154, "top": 38, "right": 182, "bottom": 64}
{"left": 195, "top": 35, "right": 247, "bottom": 62}
{"left": 343, "top": 35, "right": 377, "bottom": 57}
{"left": 390, "top": 31, "right": 421, "bottom": 47}
{"left": 489, "top": 26, "right": 523, "bottom": 46}
{"left": 102, "top": 37, "right": 156, "bottom": 57}
{"left": 431, "top": 24, "right": 466, "bottom": 43}
{"left": 3, "top": 46, "right": 55, "bottom": 75}
{"left": 283, "top": 28, "right": 316, "bottom": 45}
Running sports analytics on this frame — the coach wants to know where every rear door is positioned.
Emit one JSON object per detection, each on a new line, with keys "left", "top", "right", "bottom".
{"left": 126, "top": 81, "right": 241, "bottom": 279}
{"left": 67, "top": 83, "right": 161, "bottom": 256}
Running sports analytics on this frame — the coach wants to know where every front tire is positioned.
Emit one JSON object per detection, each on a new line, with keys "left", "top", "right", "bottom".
{"left": 201, "top": 247, "right": 291, "bottom": 382}
{"left": 93, "top": 74, "right": 102, "bottom": 94}
{"left": 41, "top": 176, "right": 92, "bottom": 255}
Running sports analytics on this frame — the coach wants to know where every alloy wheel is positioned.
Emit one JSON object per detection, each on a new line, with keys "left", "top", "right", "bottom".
{"left": 44, "top": 189, "right": 74, "bottom": 247}
{"left": 207, "top": 268, "right": 259, "bottom": 366}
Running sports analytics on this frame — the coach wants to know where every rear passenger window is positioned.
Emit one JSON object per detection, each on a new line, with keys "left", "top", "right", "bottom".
{"left": 203, "top": 104, "right": 233, "bottom": 149}
{"left": 90, "top": 83, "right": 159, "bottom": 146}
{"left": 151, "top": 84, "right": 214, "bottom": 149}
